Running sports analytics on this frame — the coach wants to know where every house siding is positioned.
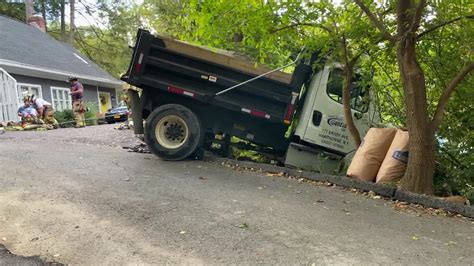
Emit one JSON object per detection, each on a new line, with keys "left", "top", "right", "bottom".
{"left": 11, "top": 74, "right": 117, "bottom": 111}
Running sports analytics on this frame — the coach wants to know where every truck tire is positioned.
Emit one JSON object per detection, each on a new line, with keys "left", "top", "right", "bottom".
{"left": 145, "top": 104, "right": 203, "bottom": 160}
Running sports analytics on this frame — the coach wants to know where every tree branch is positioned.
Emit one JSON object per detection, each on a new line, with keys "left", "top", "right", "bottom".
{"left": 418, "top": 15, "right": 474, "bottom": 39}
{"left": 341, "top": 34, "right": 362, "bottom": 146}
{"left": 431, "top": 62, "right": 474, "bottom": 130}
{"left": 353, "top": 0, "right": 395, "bottom": 42}
{"left": 270, "top": 22, "right": 331, "bottom": 34}
{"left": 409, "top": 0, "right": 426, "bottom": 33}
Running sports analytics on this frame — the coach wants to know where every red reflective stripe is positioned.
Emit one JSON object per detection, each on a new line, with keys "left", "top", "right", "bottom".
{"left": 250, "top": 109, "right": 266, "bottom": 118}
{"left": 168, "top": 86, "right": 183, "bottom": 94}
{"left": 241, "top": 108, "right": 270, "bottom": 119}
{"left": 167, "top": 86, "right": 195, "bottom": 98}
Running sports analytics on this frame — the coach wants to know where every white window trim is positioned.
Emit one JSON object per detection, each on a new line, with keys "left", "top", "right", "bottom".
{"left": 17, "top": 83, "right": 43, "bottom": 99}
{"left": 50, "top": 86, "right": 72, "bottom": 111}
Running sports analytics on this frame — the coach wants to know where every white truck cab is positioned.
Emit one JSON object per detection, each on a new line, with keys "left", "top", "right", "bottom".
{"left": 286, "top": 64, "right": 380, "bottom": 173}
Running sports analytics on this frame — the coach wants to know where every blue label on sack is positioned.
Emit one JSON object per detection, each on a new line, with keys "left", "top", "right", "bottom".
{"left": 392, "top": 150, "right": 409, "bottom": 163}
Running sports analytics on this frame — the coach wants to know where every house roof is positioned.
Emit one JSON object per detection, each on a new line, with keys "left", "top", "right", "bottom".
{"left": 0, "top": 15, "right": 122, "bottom": 88}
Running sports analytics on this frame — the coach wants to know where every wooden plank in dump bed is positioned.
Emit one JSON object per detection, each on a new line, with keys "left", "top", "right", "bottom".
{"left": 159, "top": 36, "right": 293, "bottom": 85}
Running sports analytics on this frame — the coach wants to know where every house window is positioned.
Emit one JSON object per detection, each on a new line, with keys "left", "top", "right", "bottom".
{"left": 17, "top": 83, "right": 42, "bottom": 103}
{"left": 51, "top": 87, "right": 72, "bottom": 111}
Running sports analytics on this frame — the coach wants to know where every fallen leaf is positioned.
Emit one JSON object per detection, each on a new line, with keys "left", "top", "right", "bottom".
{"left": 124, "top": 177, "right": 130, "bottom": 181}
{"left": 412, "top": 235, "right": 418, "bottom": 240}
{"left": 317, "top": 199, "right": 325, "bottom": 203}
{"left": 198, "top": 176, "right": 207, "bottom": 180}
{"left": 445, "top": 241, "right": 458, "bottom": 246}
{"left": 235, "top": 223, "right": 248, "bottom": 229}
{"left": 180, "top": 231, "right": 186, "bottom": 234}
{"left": 53, "top": 254, "right": 60, "bottom": 257}
{"left": 258, "top": 187, "right": 263, "bottom": 190}
{"left": 343, "top": 200, "right": 350, "bottom": 204}
{"left": 373, "top": 195, "right": 382, "bottom": 199}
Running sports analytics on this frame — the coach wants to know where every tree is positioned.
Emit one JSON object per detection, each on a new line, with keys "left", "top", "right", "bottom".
{"left": 0, "top": 1, "right": 25, "bottom": 21}
{"left": 69, "top": 0, "right": 75, "bottom": 44}
{"left": 354, "top": 0, "right": 474, "bottom": 194}
{"left": 25, "top": 0, "right": 34, "bottom": 20}
{"left": 37, "top": 0, "right": 48, "bottom": 31}
{"left": 60, "top": 0, "right": 66, "bottom": 41}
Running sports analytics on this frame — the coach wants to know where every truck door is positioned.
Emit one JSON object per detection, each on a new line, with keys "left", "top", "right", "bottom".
{"left": 297, "top": 66, "right": 371, "bottom": 155}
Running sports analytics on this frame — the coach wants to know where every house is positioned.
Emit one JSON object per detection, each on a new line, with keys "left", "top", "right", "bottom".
{"left": 0, "top": 15, "right": 122, "bottom": 121}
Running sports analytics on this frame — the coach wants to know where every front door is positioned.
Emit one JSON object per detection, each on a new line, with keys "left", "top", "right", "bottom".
{"left": 299, "top": 66, "right": 371, "bottom": 155}
{"left": 99, "top": 92, "right": 111, "bottom": 113}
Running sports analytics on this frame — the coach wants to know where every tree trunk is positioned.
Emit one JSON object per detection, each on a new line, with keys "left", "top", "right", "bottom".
{"left": 39, "top": 0, "right": 47, "bottom": 32}
{"left": 69, "top": 0, "right": 75, "bottom": 45}
{"left": 25, "top": 0, "right": 35, "bottom": 21}
{"left": 60, "top": 0, "right": 66, "bottom": 42}
{"left": 397, "top": 33, "right": 435, "bottom": 195}
{"left": 342, "top": 64, "right": 362, "bottom": 147}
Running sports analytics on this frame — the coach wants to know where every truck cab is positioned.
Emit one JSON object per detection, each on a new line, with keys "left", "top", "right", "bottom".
{"left": 286, "top": 64, "right": 379, "bottom": 173}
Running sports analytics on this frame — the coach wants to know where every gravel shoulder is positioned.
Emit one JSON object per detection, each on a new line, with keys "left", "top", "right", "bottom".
{"left": 0, "top": 125, "right": 472, "bottom": 264}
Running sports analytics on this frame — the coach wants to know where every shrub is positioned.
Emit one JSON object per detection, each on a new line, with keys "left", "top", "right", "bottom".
{"left": 84, "top": 102, "right": 98, "bottom": 126}
{"left": 54, "top": 109, "right": 75, "bottom": 128}
{"left": 53, "top": 102, "right": 99, "bottom": 127}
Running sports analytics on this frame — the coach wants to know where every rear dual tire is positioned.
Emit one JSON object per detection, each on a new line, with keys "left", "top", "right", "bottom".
{"left": 145, "top": 104, "right": 203, "bottom": 161}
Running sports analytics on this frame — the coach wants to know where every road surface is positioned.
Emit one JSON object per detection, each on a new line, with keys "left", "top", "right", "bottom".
{"left": 0, "top": 125, "right": 472, "bottom": 264}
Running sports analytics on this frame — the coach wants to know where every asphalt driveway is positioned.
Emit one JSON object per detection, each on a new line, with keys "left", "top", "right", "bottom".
{"left": 0, "top": 125, "right": 472, "bottom": 264}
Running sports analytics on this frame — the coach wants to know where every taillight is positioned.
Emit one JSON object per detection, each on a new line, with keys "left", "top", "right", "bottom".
{"left": 134, "top": 52, "right": 144, "bottom": 73}
{"left": 283, "top": 92, "right": 299, "bottom": 125}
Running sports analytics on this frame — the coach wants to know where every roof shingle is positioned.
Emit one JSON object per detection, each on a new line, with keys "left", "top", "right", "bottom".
{"left": 0, "top": 15, "right": 120, "bottom": 84}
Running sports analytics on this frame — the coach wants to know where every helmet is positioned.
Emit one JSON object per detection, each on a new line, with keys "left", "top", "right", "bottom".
{"left": 23, "top": 95, "right": 33, "bottom": 102}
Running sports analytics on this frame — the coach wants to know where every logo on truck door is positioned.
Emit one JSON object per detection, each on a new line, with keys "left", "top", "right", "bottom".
{"left": 327, "top": 117, "right": 346, "bottom": 129}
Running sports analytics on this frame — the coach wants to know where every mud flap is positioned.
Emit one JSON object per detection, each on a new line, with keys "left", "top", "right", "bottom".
{"left": 129, "top": 89, "right": 144, "bottom": 135}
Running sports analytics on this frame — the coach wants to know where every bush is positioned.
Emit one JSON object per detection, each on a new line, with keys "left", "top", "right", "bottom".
{"left": 53, "top": 102, "right": 99, "bottom": 128}
{"left": 54, "top": 109, "right": 75, "bottom": 128}
{"left": 84, "top": 102, "right": 98, "bottom": 126}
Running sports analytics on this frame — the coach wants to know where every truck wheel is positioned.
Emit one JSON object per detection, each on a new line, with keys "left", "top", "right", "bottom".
{"left": 145, "top": 104, "right": 203, "bottom": 160}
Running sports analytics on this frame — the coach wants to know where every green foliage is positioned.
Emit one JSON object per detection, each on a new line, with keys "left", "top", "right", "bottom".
{"left": 0, "top": 1, "right": 25, "bottom": 21}
{"left": 54, "top": 109, "right": 75, "bottom": 128}
{"left": 84, "top": 102, "right": 98, "bottom": 126}
{"left": 54, "top": 102, "right": 99, "bottom": 127}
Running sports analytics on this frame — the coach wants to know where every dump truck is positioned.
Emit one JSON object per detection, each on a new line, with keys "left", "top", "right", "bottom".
{"left": 122, "top": 29, "right": 379, "bottom": 173}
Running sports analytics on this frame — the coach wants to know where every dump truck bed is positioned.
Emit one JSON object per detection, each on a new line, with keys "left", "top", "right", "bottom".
{"left": 123, "top": 29, "right": 311, "bottom": 124}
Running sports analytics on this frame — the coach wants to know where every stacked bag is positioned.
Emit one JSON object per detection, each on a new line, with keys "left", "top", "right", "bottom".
{"left": 347, "top": 128, "right": 409, "bottom": 183}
